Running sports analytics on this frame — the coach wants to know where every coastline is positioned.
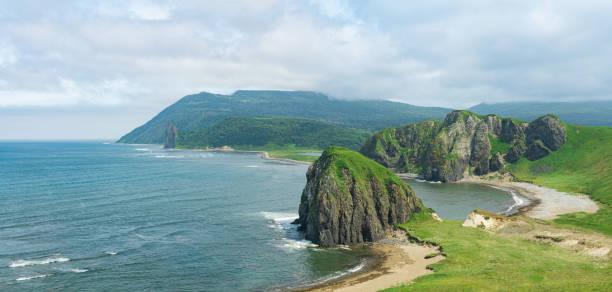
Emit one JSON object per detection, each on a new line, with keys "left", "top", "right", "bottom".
{"left": 396, "top": 171, "right": 599, "bottom": 220}
{"left": 459, "top": 175, "right": 599, "bottom": 220}
{"left": 299, "top": 234, "right": 443, "bottom": 292}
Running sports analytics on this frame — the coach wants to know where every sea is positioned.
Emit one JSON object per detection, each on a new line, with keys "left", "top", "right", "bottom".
{"left": 0, "top": 142, "right": 518, "bottom": 291}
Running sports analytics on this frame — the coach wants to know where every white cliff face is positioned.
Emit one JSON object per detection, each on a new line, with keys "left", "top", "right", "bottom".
{"left": 462, "top": 210, "right": 508, "bottom": 230}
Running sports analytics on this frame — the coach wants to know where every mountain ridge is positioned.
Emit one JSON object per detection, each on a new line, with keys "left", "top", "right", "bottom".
{"left": 117, "top": 90, "right": 452, "bottom": 144}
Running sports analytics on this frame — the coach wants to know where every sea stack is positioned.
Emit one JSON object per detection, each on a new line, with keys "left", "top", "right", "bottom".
{"left": 294, "top": 147, "right": 423, "bottom": 247}
{"left": 164, "top": 123, "right": 178, "bottom": 149}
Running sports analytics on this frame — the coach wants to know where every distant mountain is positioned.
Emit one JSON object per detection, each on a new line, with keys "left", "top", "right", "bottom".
{"left": 117, "top": 90, "right": 451, "bottom": 144}
{"left": 176, "top": 117, "right": 371, "bottom": 151}
{"left": 469, "top": 101, "right": 612, "bottom": 126}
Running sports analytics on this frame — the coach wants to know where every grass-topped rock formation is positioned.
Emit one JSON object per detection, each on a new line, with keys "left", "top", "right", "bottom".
{"left": 360, "top": 110, "right": 566, "bottom": 182}
{"left": 294, "top": 147, "right": 424, "bottom": 247}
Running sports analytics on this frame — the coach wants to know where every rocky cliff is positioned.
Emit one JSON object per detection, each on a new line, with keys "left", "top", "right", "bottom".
{"left": 294, "top": 147, "right": 424, "bottom": 247}
{"left": 360, "top": 111, "right": 566, "bottom": 182}
{"left": 164, "top": 123, "right": 178, "bottom": 149}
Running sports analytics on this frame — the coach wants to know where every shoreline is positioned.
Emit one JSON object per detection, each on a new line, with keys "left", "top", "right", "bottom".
{"left": 396, "top": 172, "right": 599, "bottom": 220}
{"left": 299, "top": 235, "right": 443, "bottom": 292}
{"left": 174, "top": 145, "right": 314, "bottom": 165}
{"left": 460, "top": 175, "right": 599, "bottom": 220}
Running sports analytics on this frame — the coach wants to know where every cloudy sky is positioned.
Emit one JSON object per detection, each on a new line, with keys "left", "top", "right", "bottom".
{"left": 1, "top": 0, "right": 611, "bottom": 139}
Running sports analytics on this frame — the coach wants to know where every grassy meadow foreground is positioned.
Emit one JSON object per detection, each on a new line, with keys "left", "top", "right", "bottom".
{"left": 383, "top": 212, "right": 611, "bottom": 291}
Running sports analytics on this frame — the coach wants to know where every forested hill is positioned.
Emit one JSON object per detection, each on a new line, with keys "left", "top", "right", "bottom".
{"left": 117, "top": 90, "right": 451, "bottom": 144}
{"left": 469, "top": 100, "right": 612, "bottom": 127}
{"left": 176, "top": 117, "right": 371, "bottom": 151}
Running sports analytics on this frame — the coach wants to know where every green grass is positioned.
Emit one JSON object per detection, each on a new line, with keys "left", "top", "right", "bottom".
{"left": 319, "top": 147, "right": 411, "bottom": 197}
{"left": 505, "top": 124, "right": 612, "bottom": 235}
{"left": 382, "top": 214, "right": 611, "bottom": 291}
{"left": 489, "top": 134, "right": 511, "bottom": 155}
{"left": 235, "top": 145, "right": 321, "bottom": 163}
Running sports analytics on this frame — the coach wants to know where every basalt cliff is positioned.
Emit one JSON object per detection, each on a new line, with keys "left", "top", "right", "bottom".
{"left": 294, "top": 147, "right": 424, "bottom": 247}
{"left": 360, "top": 110, "right": 566, "bottom": 182}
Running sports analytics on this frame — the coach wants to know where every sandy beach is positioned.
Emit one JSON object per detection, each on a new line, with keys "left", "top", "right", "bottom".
{"left": 302, "top": 238, "right": 443, "bottom": 292}
{"left": 459, "top": 175, "right": 599, "bottom": 220}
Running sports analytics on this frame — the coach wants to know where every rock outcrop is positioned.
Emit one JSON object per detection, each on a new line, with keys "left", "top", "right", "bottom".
{"left": 524, "top": 115, "right": 566, "bottom": 161}
{"left": 360, "top": 111, "right": 567, "bottom": 182}
{"left": 462, "top": 209, "right": 509, "bottom": 231}
{"left": 294, "top": 147, "right": 423, "bottom": 247}
{"left": 164, "top": 123, "right": 178, "bottom": 149}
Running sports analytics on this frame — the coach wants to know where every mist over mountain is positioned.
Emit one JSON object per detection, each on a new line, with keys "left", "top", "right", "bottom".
{"left": 469, "top": 101, "right": 612, "bottom": 127}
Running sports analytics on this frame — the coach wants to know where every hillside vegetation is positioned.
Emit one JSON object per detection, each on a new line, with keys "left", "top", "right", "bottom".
{"left": 176, "top": 117, "right": 371, "bottom": 151}
{"left": 470, "top": 100, "right": 612, "bottom": 126}
{"left": 117, "top": 90, "right": 450, "bottom": 144}
{"left": 507, "top": 124, "right": 612, "bottom": 235}
{"left": 360, "top": 110, "right": 566, "bottom": 183}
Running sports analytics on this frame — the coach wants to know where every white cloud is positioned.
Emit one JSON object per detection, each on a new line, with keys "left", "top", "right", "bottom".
{"left": 128, "top": 0, "right": 172, "bottom": 20}
{"left": 0, "top": 41, "right": 17, "bottom": 67}
{"left": 1, "top": 0, "right": 611, "bottom": 111}
{"left": 0, "top": 78, "right": 143, "bottom": 107}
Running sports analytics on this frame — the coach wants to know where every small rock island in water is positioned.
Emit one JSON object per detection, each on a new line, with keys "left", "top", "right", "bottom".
{"left": 293, "top": 147, "right": 424, "bottom": 247}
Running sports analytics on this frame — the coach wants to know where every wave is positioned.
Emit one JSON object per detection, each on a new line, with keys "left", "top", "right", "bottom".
{"left": 312, "top": 259, "right": 367, "bottom": 286}
{"left": 135, "top": 148, "right": 150, "bottom": 151}
{"left": 502, "top": 189, "right": 527, "bottom": 215}
{"left": 154, "top": 155, "right": 185, "bottom": 158}
{"left": 105, "top": 251, "right": 117, "bottom": 255}
{"left": 71, "top": 269, "right": 88, "bottom": 273}
{"left": 16, "top": 274, "right": 49, "bottom": 281}
{"left": 261, "top": 212, "right": 318, "bottom": 250}
{"left": 10, "top": 257, "right": 69, "bottom": 268}
{"left": 278, "top": 238, "right": 318, "bottom": 251}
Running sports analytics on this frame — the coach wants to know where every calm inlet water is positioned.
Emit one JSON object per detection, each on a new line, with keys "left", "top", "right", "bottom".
{"left": 1, "top": 142, "right": 515, "bottom": 291}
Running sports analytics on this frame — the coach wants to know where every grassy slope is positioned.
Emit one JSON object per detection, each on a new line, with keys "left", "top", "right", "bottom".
{"left": 322, "top": 146, "right": 409, "bottom": 194}
{"left": 383, "top": 213, "right": 611, "bottom": 291}
{"left": 506, "top": 124, "right": 612, "bottom": 235}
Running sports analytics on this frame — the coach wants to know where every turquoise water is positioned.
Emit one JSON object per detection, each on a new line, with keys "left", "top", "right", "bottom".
{"left": 0, "top": 142, "right": 516, "bottom": 291}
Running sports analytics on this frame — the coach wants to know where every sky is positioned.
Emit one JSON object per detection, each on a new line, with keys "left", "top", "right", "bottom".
{"left": 1, "top": 0, "right": 611, "bottom": 140}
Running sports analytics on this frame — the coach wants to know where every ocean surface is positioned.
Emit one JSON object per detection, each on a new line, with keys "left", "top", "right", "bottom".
{"left": 1, "top": 142, "right": 516, "bottom": 291}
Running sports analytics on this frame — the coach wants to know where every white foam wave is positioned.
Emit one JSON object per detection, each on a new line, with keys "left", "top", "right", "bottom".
{"left": 105, "top": 251, "right": 117, "bottom": 255}
{"left": 503, "top": 190, "right": 526, "bottom": 214}
{"left": 314, "top": 260, "right": 367, "bottom": 285}
{"left": 279, "top": 238, "right": 318, "bottom": 251}
{"left": 347, "top": 261, "right": 366, "bottom": 273}
{"left": 244, "top": 165, "right": 260, "bottom": 168}
{"left": 135, "top": 148, "right": 150, "bottom": 151}
{"left": 336, "top": 245, "right": 351, "bottom": 251}
{"left": 10, "top": 257, "right": 69, "bottom": 268}
{"left": 71, "top": 269, "right": 88, "bottom": 273}
{"left": 154, "top": 155, "right": 184, "bottom": 158}
{"left": 261, "top": 212, "right": 298, "bottom": 223}
{"left": 16, "top": 274, "right": 49, "bottom": 281}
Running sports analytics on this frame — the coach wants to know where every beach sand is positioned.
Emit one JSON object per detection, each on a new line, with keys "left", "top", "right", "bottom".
{"left": 460, "top": 175, "right": 599, "bottom": 220}
{"left": 303, "top": 235, "right": 443, "bottom": 292}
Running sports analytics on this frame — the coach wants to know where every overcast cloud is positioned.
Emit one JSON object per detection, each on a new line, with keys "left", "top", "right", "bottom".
{"left": 1, "top": 0, "right": 611, "bottom": 139}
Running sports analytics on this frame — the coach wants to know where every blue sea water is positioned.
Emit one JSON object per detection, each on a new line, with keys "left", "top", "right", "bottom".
{"left": 0, "top": 142, "right": 516, "bottom": 291}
